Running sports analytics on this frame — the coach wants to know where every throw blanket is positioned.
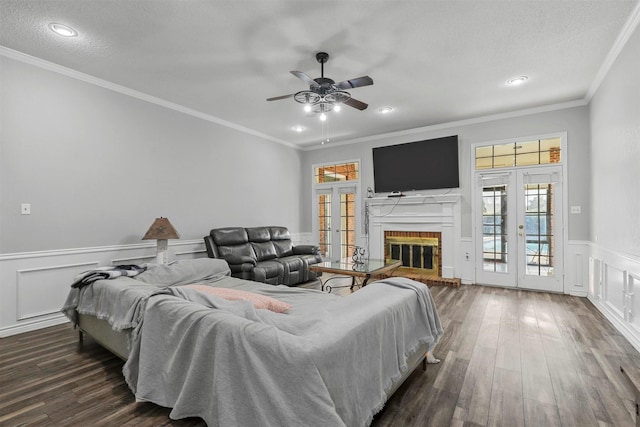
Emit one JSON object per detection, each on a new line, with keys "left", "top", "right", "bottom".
{"left": 71, "top": 264, "right": 147, "bottom": 289}
{"left": 61, "top": 258, "right": 232, "bottom": 331}
{"left": 62, "top": 277, "right": 162, "bottom": 331}
{"left": 123, "top": 277, "right": 443, "bottom": 427}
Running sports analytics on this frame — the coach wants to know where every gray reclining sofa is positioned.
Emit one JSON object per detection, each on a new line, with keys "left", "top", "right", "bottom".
{"left": 204, "top": 226, "right": 323, "bottom": 286}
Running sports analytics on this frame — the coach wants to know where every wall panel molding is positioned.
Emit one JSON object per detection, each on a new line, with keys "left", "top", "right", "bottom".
{"left": 0, "top": 240, "right": 205, "bottom": 337}
{"left": 16, "top": 261, "right": 99, "bottom": 320}
{"left": 565, "top": 240, "right": 590, "bottom": 296}
{"left": 587, "top": 241, "right": 640, "bottom": 353}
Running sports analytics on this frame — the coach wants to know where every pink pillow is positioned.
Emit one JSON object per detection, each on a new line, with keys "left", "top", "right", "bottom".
{"left": 184, "top": 285, "right": 291, "bottom": 313}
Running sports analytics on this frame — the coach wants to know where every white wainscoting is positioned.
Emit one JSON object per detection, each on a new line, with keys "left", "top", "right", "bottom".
{"left": 458, "top": 239, "right": 590, "bottom": 291}
{"left": 291, "top": 232, "right": 315, "bottom": 246}
{"left": 0, "top": 240, "right": 207, "bottom": 337}
{"left": 587, "top": 243, "right": 640, "bottom": 353}
{"left": 459, "top": 238, "right": 474, "bottom": 285}
{"left": 565, "top": 240, "right": 590, "bottom": 297}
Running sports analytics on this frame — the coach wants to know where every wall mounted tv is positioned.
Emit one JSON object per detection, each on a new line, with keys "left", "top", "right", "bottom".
{"left": 372, "top": 135, "right": 459, "bottom": 193}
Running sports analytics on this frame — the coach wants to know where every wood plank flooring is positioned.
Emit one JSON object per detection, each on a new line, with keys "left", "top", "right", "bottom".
{"left": 2, "top": 282, "right": 640, "bottom": 426}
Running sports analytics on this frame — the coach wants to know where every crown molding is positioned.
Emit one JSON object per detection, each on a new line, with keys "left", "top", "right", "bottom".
{"left": 301, "top": 99, "right": 587, "bottom": 151}
{"left": 586, "top": 1, "right": 640, "bottom": 101}
{"left": 0, "top": 46, "right": 296, "bottom": 149}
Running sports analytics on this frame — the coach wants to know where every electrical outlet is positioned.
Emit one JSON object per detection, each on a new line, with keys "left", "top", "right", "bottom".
{"left": 21, "top": 203, "right": 31, "bottom": 215}
{"left": 570, "top": 206, "right": 581, "bottom": 214}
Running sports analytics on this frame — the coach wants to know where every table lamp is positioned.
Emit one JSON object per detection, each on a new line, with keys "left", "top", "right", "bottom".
{"left": 142, "top": 217, "right": 180, "bottom": 264}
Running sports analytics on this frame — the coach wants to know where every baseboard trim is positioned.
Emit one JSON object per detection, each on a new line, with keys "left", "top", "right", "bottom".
{"left": 589, "top": 295, "right": 640, "bottom": 354}
{"left": 0, "top": 314, "right": 68, "bottom": 338}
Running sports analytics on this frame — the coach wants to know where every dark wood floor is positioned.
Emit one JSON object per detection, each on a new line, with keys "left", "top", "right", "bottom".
{"left": 2, "top": 281, "right": 640, "bottom": 426}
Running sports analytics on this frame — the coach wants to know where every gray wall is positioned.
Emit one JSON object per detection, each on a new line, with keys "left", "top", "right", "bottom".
{"left": 1, "top": 57, "right": 303, "bottom": 253}
{"left": 590, "top": 24, "right": 640, "bottom": 256}
{"left": 301, "top": 105, "right": 591, "bottom": 240}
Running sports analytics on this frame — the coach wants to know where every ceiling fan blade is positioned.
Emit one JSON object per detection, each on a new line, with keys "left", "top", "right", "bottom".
{"left": 343, "top": 97, "right": 369, "bottom": 110}
{"left": 335, "top": 76, "right": 373, "bottom": 90}
{"left": 291, "top": 71, "right": 319, "bottom": 88}
{"left": 267, "top": 93, "right": 295, "bottom": 101}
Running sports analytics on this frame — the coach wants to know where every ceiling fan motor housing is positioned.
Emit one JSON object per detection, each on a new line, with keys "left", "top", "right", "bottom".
{"left": 314, "top": 77, "right": 336, "bottom": 94}
{"left": 316, "top": 52, "right": 329, "bottom": 64}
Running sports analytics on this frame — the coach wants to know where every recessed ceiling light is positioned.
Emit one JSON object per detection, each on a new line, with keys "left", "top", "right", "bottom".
{"left": 49, "top": 23, "right": 78, "bottom": 37}
{"left": 378, "top": 106, "right": 393, "bottom": 114}
{"left": 291, "top": 125, "right": 306, "bottom": 132}
{"left": 507, "top": 76, "right": 529, "bottom": 86}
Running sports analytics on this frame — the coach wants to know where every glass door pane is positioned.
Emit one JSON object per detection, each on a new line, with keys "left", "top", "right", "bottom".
{"left": 339, "top": 192, "right": 356, "bottom": 259}
{"left": 317, "top": 194, "right": 332, "bottom": 259}
{"left": 524, "top": 183, "right": 553, "bottom": 276}
{"left": 482, "top": 185, "right": 508, "bottom": 273}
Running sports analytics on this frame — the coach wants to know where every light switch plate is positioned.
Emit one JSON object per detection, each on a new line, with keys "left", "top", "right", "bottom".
{"left": 21, "top": 203, "right": 31, "bottom": 215}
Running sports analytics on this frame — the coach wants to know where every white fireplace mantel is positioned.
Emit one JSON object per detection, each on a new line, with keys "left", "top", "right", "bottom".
{"left": 365, "top": 194, "right": 461, "bottom": 279}
{"left": 365, "top": 193, "right": 460, "bottom": 206}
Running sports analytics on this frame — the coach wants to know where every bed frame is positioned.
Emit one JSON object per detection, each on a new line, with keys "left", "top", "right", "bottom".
{"left": 77, "top": 312, "right": 130, "bottom": 360}
{"left": 77, "top": 312, "right": 428, "bottom": 396}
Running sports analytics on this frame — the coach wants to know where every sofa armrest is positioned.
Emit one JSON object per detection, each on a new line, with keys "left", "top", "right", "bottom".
{"left": 204, "top": 235, "right": 219, "bottom": 258}
{"left": 231, "top": 263, "right": 256, "bottom": 273}
{"left": 293, "top": 245, "right": 320, "bottom": 255}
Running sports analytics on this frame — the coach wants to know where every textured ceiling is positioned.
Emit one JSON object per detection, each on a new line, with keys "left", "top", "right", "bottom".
{"left": 1, "top": 1, "right": 638, "bottom": 147}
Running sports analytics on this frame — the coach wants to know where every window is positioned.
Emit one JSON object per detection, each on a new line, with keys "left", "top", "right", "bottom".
{"left": 314, "top": 162, "right": 359, "bottom": 183}
{"left": 476, "top": 137, "right": 561, "bottom": 170}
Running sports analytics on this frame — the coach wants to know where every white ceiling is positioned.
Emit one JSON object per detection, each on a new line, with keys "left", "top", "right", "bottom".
{"left": 1, "top": 1, "right": 638, "bottom": 148}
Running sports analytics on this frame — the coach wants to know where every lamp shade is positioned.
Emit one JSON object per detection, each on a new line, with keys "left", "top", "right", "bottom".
{"left": 142, "top": 217, "right": 180, "bottom": 240}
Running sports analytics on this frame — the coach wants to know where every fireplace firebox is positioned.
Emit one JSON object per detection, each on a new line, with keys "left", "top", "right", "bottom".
{"left": 384, "top": 231, "right": 441, "bottom": 277}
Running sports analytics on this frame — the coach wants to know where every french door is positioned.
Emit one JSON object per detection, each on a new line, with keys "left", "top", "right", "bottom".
{"left": 316, "top": 185, "right": 357, "bottom": 262}
{"left": 475, "top": 166, "right": 564, "bottom": 292}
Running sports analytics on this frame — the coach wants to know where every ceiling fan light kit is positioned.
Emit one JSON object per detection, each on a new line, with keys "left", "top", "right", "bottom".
{"left": 267, "top": 52, "right": 374, "bottom": 121}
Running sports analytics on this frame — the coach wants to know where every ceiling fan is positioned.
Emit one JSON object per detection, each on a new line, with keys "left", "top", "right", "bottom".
{"left": 267, "top": 52, "right": 373, "bottom": 120}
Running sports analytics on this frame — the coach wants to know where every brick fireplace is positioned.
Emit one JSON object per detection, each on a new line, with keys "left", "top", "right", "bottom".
{"left": 366, "top": 194, "right": 461, "bottom": 285}
{"left": 384, "top": 231, "right": 441, "bottom": 277}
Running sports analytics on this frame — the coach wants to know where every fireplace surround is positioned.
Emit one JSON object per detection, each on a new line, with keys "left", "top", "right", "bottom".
{"left": 366, "top": 194, "right": 460, "bottom": 281}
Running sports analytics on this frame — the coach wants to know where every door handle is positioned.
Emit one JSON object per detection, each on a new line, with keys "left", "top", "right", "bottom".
{"left": 518, "top": 224, "right": 524, "bottom": 236}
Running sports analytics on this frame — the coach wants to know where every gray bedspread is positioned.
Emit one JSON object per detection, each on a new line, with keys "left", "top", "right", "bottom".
{"left": 122, "top": 276, "right": 443, "bottom": 427}
{"left": 61, "top": 258, "right": 232, "bottom": 331}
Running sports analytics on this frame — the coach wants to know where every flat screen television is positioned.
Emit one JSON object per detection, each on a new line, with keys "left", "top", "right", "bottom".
{"left": 372, "top": 135, "right": 459, "bottom": 193}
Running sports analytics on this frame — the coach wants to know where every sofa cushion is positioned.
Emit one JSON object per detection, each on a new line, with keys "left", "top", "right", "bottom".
{"left": 269, "top": 226, "right": 293, "bottom": 257}
{"left": 211, "top": 227, "right": 249, "bottom": 246}
{"left": 252, "top": 260, "right": 284, "bottom": 284}
{"left": 217, "top": 243, "right": 257, "bottom": 265}
{"left": 275, "top": 256, "right": 304, "bottom": 286}
{"left": 269, "top": 226, "right": 290, "bottom": 240}
{"left": 251, "top": 241, "right": 277, "bottom": 261}
{"left": 272, "top": 240, "right": 293, "bottom": 257}
{"left": 246, "top": 226, "right": 271, "bottom": 242}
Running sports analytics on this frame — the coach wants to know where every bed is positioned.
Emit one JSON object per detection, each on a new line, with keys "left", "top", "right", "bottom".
{"left": 62, "top": 258, "right": 443, "bottom": 427}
